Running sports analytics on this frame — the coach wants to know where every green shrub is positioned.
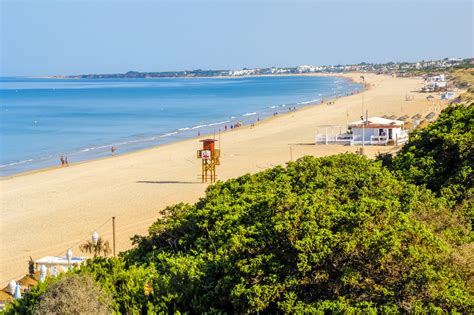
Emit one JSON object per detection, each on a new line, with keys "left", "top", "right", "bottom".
{"left": 124, "top": 154, "right": 472, "bottom": 313}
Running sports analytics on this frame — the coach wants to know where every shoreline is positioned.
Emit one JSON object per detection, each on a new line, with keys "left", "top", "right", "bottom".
{"left": 1, "top": 74, "right": 361, "bottom": 178}
{"left": 0, "top": 73, "right": 446, "bottom": 287}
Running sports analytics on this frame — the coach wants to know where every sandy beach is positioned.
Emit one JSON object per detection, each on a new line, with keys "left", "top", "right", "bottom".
{"left": 0, "top": 73, "right": 448, "bottom": 286}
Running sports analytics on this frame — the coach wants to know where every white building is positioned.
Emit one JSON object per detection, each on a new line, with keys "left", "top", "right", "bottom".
{"left": 315, "top": 117, "right": 409, "bottom": 146}
{"left": 228, "top": 69, "right": 258, "bottom": 76}
{"left": 424, "top": 74, "right": 447, "bottom": 92}
{"left": 349, "top": 117, "right": 408, "bottom": 145}
{"left": 297, "top": 65, "right": 318, "bottom": 73}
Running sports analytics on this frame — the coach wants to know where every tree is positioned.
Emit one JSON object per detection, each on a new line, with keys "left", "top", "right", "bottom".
{"left": 381, "top": 104, "right": 473, "bottom": 203}
{"left": 79, "top": 237, "right": 112, "bottom": 258}
{"left": 378, "top": 104, "right": 473, "bottom": 233}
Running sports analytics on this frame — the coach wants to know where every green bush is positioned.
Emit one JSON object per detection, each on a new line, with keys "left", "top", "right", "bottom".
{"left": 3, "top": 274, "right": 112, "bottom": 315}
{"left": 382, "top": 104, "right": 473, "bottom": 205}
{"left": 123, "top": 154, "right": 471, "bottom": 313}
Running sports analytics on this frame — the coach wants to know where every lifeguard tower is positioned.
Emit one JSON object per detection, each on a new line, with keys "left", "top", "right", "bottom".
{"left": 197, "top": 139, "right": 220, "bottom": 183}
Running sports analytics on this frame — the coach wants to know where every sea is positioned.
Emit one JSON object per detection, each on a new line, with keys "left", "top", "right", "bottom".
{"left": 0, "top": 75, "right": 361, "bottom": 176}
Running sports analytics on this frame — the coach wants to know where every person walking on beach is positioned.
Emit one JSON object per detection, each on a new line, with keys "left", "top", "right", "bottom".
{"left": 111, "top": 146, "right": 116, "bottom": 155}
{"left": 60, "top": 156, "right": 65, "bottom": 166}
{"left": 65, "top": 156, "right": 69, "bottom": 166}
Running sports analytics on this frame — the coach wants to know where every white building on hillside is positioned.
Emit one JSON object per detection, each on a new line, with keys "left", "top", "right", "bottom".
{"left": 424, "top": 74, "right": 447, "bottom": 92}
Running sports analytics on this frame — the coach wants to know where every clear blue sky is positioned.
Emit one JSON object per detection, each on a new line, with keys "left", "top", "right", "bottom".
{"left": 1, "top": 0, "right": 472, "bottom": 76}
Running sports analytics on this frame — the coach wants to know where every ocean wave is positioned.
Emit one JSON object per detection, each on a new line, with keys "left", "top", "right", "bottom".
{"left": 243, "top": 112, "right": 257, "bottom": 116}
{"left": 160, "top": 131, "right": 179, "bottom": 138}
{"left": 297, "top": 98, "right": 321, "bottom": 105}
{"left": 178, "top": 127, "right": 190, "bottom": 131}
{"left": 0, "top": 159, "right": 35, "bottom": 169}
{"left": 207, "top": 120, "right": 230, "bottom": 126}
{"left": 191, "top": 124, "right": 206, "bottom": 129}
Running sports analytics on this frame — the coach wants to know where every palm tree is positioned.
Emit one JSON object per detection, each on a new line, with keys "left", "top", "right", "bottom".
{"left": 79, "top": 237, "right": 112, "bottom": 258}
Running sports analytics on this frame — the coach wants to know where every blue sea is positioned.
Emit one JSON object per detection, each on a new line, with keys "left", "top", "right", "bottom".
{"left": 0, "top": 76, "right": 361, "bottom": 176}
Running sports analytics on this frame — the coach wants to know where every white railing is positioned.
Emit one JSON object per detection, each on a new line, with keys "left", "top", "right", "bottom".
{"left": 315, "top": 134, "right": 353, "bottom": 144}
{"left": 370, "top": 135, "right": 388, "bottom": 145}
{"left": 316, "top": 133, "right": 409, "bottom": 146}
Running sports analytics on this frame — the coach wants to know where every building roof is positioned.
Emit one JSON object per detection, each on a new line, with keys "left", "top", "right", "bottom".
{"left": 17, "top": 274, "right": 38, "bottom": 288}
{"left": 35, "top": 256, "right": 88, "bottom": 266}
{"left": 200, "top": 139, "right": 217, "bottom": 143}
{"left": 349, "top": 117, "right": 404, "bottom": 129}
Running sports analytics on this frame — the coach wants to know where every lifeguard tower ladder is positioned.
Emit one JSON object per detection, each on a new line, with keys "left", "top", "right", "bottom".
{"left": 197, "top": 139, "right": 220, "bottom": 183}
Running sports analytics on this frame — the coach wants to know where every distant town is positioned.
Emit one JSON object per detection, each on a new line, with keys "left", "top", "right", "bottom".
{"left": 58, "top": 57, "right": 473, "bottom": 79}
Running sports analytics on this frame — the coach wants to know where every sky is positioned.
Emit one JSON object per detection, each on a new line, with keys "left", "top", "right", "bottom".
{"left": 1, "top": 0, "right": 473, "bottom": 76}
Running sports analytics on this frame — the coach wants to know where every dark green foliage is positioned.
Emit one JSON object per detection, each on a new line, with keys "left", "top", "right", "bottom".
{"left": 378, "top": 104, "right": 473, "bottom": 242}
{"left": 383, "top": 104, "right": 473, "bottom": 204}
{"left": 121, "top": 154, "right": 471, "bottom": 313}
{"left": 79, "top": 257, "right": 158, "bottom": 313}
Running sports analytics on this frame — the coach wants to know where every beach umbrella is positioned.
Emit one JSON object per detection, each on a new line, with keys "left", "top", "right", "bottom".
{"left": 18, "top": 274, "right": 38, "bottom": 289}
{"left": 39, "top": 264, "right": 47, "bottom": 283}
{"left": 66, "top": 248, "right": 73, "bottom": 266}
{"left": 13, "top": 284, "right": 21, "bottom": 299}
{"left": 418, "top": 120, "right": 430, "bottom": 128}
{"left": 8, "top": 281, "right": 16, "bottom": 295}
{"left": 425, "top": 112, "right": 435, "bottom": 120}
{"left": 92, "top": 231, "right": 99, "bottom": 246}
{"left": 51, "top": 266, "right": 58, "bottom": 277}
{"left": 0, "top": 289, "right": 13, "bottom": 302}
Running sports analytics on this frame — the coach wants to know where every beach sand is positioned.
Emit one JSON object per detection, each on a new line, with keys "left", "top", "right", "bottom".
{"left": 0, "top": 73, "right": 448, "bottom": 286}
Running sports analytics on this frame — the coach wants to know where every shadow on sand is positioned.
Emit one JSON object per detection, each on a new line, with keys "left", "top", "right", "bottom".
{"left": 136, "top": 180, "right": 202, "bottom": 184}
{"left": 289, "top": 143, "right": 316, "bottom": 146}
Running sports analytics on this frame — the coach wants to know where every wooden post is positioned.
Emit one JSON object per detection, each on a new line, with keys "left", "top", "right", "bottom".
{"left": 202, "top": 161, "right": 205, "bottom": 183}
{"left": 112, "top": 216, "right": 116, "bottom": 257}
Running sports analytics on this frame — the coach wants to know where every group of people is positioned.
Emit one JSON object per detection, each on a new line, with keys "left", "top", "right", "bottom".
{"left": 224, "top": 121, "right": 245, "bottom": 131}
